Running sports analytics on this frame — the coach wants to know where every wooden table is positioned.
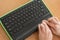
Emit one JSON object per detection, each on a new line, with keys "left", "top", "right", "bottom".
{"left": 0, "top": 0, "right": 60, "bottom": 40}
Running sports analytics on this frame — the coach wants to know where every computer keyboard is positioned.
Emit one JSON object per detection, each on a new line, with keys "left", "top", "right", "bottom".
{"left": 0, "top": 0, "right": 52, "bottom": 40}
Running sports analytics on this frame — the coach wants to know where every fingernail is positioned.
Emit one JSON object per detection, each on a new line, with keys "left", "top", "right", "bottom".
{"left": 38, "top": 24, "right": 41, "bottom": 30}
{"left": 42, "top": 21, "right": 45, "bottom": 23}
{"left": 42, "top": 20, "right": 47, "bottom": 22}
{"left": 38, "top": 24, "right": 40, "bottom": 26}
{"left": 48, "top": 17, "right": 53, "bottom": 20}
{"left": 38, "top": 24, "right": 41, "bottom": 27}
{"left": 40, "top": 24, "right": 44, "bottom": 27}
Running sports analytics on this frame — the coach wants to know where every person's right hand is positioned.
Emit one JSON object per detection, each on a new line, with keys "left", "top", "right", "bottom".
{"left": 45, "top": 17, "right": 60, "bottom": 36}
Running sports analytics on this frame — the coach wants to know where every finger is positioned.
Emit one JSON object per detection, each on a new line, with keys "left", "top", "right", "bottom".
{"left": 38, "top": 24, "right": 42, "bottom": 38}
{"left": 42, "top": 20, "right": 50, "bottom": 31}
{"left": 42, "top": 21, "right": 53, "bottom": 34}
{"left": 40, "top": 23, "right": 46, "bottom": 33}
{"left": 44, "top": 20, "right": 56, "bottom": 29}
{"left": 51, "top": 17, "right": 59, "bottom": 22}
{"left": 51, "top": 27, "right": 56, "bottom": 34}
{"left": 38, "top": 24, "right": 44, "bottom": 32}
{"left": 38, "top": 24, "right": 41, "bottom": 31}
{"left": 48, "top": 17, "right": 58, "bottom": 24}
{"left": 54, "top": 17, "right": 59, "bottom": 21}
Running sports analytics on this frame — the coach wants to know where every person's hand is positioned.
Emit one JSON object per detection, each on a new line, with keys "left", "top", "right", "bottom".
{"left": 45, "top": 17, "right": 60, "bottom": 36}
{"left": 38, "top": 21, "right": 53, "bottom": 40}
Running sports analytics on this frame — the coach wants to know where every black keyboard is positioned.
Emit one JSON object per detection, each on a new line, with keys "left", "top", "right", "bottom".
{"left": 0, "top": 0, "right": 52, "bottom": 40}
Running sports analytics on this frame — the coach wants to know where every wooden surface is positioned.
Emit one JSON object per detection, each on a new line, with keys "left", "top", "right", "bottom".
{"left": 0, "top": 0, "right": 60, "bottom": 40}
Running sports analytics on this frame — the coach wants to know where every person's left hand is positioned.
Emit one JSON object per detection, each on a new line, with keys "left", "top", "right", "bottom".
{"left": 38, "top": 20, "right": 53, "bottom": 40}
